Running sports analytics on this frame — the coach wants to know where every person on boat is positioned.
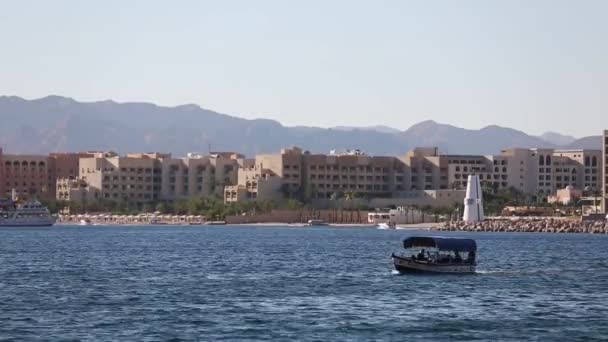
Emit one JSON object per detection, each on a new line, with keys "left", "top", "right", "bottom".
{"left": 417, "top": 249, "right": 427, "bottom": 261}
{"left": 454, "top": 251, "right": 463, "bottom": 263}
{"left": 466, "top": 251, "right": 476, "bottom": 264}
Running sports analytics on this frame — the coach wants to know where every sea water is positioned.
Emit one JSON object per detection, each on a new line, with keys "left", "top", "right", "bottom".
{"left": 1, "top": 225, "right": 607, "bottom": 341}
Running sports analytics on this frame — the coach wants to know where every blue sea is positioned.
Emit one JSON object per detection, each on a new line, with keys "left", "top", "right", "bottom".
{"left": 1, "top": 225, "right": 608, "bottom": 341}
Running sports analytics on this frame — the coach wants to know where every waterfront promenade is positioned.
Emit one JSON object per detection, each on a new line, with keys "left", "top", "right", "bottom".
{"left": 57, "top": 212, "right": 608, "bottom": 234}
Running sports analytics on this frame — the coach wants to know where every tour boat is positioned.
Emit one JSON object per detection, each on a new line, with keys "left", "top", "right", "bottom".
{"left": 0, "top": 199, "right": 56, "bottom": 227}
{"left": 391, "top": 236, "right": 477, "bottom": 274}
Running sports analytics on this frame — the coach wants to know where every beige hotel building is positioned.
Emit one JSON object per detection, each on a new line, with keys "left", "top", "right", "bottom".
{"left": 61, "top": 151, "right": 244, "bottom": 206}
{"left": 604, "top": 130, "right": 608, "bottom": 213}
{"left": 224, "top": 145, "right": 603, "bottom": 205}
{"left": 2, "top": 132, "right": 606, "bottom": 211}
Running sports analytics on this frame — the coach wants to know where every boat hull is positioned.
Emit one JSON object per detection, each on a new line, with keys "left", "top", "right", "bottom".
{"left": 392, "top": 255, "right": 476, "bottom": 274}
{"left": 0, "top": 199, "right": 56, "bottom": 227}
{"left": 0, "top": 219, "right": 56, "bottom": 227}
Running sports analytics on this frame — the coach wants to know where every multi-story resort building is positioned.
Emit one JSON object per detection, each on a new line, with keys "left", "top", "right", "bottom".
{"left": 48, "top": 152, "right": 98, "bottom": 198}
{"left": 223, "top": 146, "right": 603, "bottom": 206}
{"left": 1, "top": 152, "right": 52, "bottom": 200}
{"left": 57, "top": 151, "right": 246, "bottom": 207}
{"left": 225, "top": 147, "right": 463, "bottom": 206}
{"left": 0, "top": 150, "right": 97, "bottom": 200}
{"left": 156, "top": 152, "right": 243, "bottom": 201}
{"left": 603, "top": 130, "right": 608, "bottom": 213}
{"left": 0, "top": 148, "right": 3, "bottom": 196}
{"left": 77, "top": 152, "right": 160, "bottom": 203}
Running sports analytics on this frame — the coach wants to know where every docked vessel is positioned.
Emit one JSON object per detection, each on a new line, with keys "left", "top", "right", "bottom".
{"left": 369, "top": 207, "right": 436, "bottom": 227}
{"left": 377, "top": 222, "right": 396, "bottom": 229}
{"left": 0, "top": 198, "right": 57, "bottom": 227}
{"left": 391, "top": 236, "right": 477, "bottom": 274}
{"left": 78, "top": 218, "right": 92, "bottom": 226}
{"left": 307, "top": 219, "right": 329, "bottom": 226}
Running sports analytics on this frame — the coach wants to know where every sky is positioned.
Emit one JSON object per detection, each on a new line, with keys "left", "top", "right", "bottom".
{"left": 0, "top": 0, "right": 607, "bottom": 137}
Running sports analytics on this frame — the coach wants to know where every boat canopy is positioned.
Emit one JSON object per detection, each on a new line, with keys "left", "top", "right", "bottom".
{"left": 402, "top": 236, "right": 477, "bottom": 252}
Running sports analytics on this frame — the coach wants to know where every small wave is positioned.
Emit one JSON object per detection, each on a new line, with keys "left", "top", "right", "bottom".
{"left": 475, "top": 269, "right": 521, "bottom": 276}
{"left": 476, "top": 267, "right": 608, "bottom": 276}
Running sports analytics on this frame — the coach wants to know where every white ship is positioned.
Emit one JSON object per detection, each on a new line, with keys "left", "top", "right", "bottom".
{"left": 0, "top": 194, "right": 56, "bottom": 227}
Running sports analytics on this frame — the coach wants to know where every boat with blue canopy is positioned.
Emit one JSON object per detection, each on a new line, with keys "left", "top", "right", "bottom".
{"left": 391, "top": 236, "right": 477, "bottom": 273}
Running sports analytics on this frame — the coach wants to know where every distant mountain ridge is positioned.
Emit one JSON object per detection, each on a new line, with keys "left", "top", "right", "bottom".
{"left": 538, "top": 132, "right": 577, "bottom": 146}
{"left": 0, "top": 95, "right": 601, "bottom": 156}
{"left": 331, "top": 125, "right": 402, "bottom": 134}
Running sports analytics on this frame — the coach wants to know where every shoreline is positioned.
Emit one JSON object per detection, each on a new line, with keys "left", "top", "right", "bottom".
{"left": 56, "top": 218, "right": 608, "bottom": 234}
{"left": 56, "top": 221, "right": 436, "bottom": 229}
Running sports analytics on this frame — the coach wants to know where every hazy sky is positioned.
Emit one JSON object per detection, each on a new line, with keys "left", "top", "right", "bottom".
{"left": 1, "top": 0, "right": 606, "bottom": 137}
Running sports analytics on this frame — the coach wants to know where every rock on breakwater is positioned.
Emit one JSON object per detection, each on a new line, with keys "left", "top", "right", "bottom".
{"left": 434, "top": 218, "right": 608, "bottom": 234}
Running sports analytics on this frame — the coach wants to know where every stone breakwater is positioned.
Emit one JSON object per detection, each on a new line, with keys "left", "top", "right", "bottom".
{"left": 434, "top": 219, "right": 608, "bottom": 234}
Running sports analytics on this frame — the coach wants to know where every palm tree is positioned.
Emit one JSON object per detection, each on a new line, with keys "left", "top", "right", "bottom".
{"left": 585, "top": 186, "right": 601, "bottom": 214}
{"left": 343, "top": 191, "right": 359, "bottom": 210}
{"left": 481, "top": 181, "right": 494, "bottom": 195}
{"left": 344, "top": 191, "right": 357, "bottom": 201}
{"left": 535, "top": 189, "right": 546, "bottom": 204}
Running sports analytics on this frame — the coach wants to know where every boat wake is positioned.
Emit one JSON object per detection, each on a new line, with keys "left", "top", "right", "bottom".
{"left": 476, "top": 267, "right": 608, "bottom": 276}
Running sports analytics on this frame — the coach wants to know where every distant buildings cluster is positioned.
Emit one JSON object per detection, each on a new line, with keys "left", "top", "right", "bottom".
{"left": 0, "top": 129, "right": 607, "bottom": 213}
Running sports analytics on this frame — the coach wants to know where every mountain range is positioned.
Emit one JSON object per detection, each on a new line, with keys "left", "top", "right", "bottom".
{"left": 0, "top": 95, "right": 602, "bottom": 156}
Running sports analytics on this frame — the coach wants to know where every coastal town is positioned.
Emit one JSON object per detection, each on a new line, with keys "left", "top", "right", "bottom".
{"left": 0, "top": 129, "right": 607, "bottom": 231}
{"left": 4, "top": 2, "right": 608, "bottom": 339}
